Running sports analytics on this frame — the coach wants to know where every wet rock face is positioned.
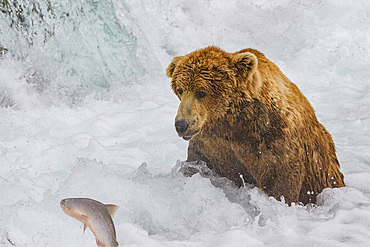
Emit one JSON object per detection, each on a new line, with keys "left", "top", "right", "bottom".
{"left": 0, "top": 0, "right": 144, "bottom": 101}
{"left": 0, "top": 0, "right": 56, "bottom": 46}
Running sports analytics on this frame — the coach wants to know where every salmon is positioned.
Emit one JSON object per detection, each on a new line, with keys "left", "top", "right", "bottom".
{"left": 60, "top": 198, "right": 119, "bottom": 247}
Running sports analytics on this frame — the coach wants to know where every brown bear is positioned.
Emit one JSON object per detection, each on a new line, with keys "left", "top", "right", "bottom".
{"left": 166, "top": 46, "right": 345, "bottom": 205}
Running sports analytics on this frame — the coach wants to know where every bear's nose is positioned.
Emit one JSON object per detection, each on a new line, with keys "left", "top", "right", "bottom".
{"left": 175, "top": 120, "right": 189, "bottom": 135}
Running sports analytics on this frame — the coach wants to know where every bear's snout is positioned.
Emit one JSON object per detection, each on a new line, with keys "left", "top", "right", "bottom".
{"left": 175, "top": 119, "right": 198, "bottom": 140}
{"left": 175, "top": 119, "right": 189, "bottom": 135}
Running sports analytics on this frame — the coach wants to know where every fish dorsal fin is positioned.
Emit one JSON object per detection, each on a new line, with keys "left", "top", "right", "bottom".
{"left": 105, "top": 204, "right": 119, "bottom": 218}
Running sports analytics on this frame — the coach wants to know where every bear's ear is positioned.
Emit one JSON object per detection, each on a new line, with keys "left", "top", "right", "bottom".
{"left": 232, "top": 52, "right": 258, "bottom": 81}
{"left": 166, "top": 56, "right": 184, "bottom": 78}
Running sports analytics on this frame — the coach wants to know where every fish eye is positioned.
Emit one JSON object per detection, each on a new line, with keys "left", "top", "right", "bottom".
{"left": 177, "top": 88, "right": 183, "bottom": 95}
{"left": 195, "top": 90, "right": 206, "bottom": 99}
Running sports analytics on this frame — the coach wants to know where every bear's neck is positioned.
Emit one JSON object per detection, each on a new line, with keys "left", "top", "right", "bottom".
{"left": 203, "top": 98, "right": 286, "bottom": 148}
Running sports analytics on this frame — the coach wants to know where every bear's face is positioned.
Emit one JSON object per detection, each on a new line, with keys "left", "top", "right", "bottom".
{"left": 166, "top": 46, "right": 258, "bottom": 140}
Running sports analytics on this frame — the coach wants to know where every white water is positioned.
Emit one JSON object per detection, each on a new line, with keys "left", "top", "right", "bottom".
{"left": 1, "top": 0, "right": 370, "bottom": 246}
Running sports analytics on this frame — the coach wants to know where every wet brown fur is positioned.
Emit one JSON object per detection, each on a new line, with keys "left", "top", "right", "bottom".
{"left": 167, "top": 46, "right": 345, "bottom": 205}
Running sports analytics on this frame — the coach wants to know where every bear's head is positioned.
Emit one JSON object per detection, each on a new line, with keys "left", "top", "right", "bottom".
{"left": 166, "top": 46, "right": 258, "bottom": 140}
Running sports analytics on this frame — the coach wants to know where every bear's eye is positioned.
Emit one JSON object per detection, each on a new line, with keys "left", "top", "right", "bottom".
{"left": 177, "top": 88, "right": 183, "bottom": 95}
{"left": 195, "top": 91, "right": 207, "bottom": 99}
